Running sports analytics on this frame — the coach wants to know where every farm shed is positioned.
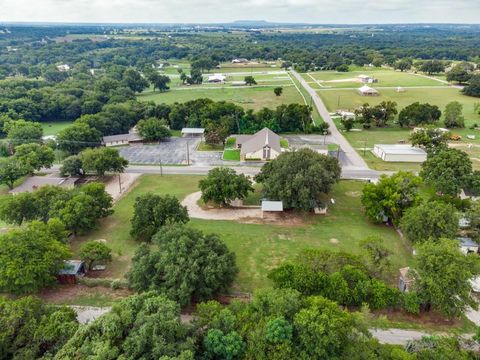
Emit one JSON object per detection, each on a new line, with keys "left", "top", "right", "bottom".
{"left": 102, "top": 127, "right": 143, "bottom": 147}
{"left": 358, "top": 74, "right": 378, "bottom": 83}
{"left": 57, "top": 260, "right": 86, "bottom": 284}
{"left": 358, "top": 85, "right": 379, "bottom": 96}
{"left": 208, "top": 74, "right": 226, "bottom": 83}
{"left": 181, "top": 128, "right": 205, "bottom": 138}
{"left": 261, "top": 200, "right": 283, "bottom": 219}
{"left": 457, "top": 237, "right": 480, "bottom": 255}
{"left": 372, "top": 144, "right": 427, "bottom": 163}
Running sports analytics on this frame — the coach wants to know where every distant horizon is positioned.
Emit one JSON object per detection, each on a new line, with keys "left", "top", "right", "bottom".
{"left": 1, "top": 0, "right": 479, "bottom": 25}
{"left": 1, "top": 20, "right": 479, "bottom": 26}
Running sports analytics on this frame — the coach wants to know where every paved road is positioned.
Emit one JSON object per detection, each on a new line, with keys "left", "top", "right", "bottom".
{"left": 48, "top": 164, "right": 383, "bottom": 180}
{"left": 71, "top": 305, "right": 435, "bottom": 345}
{"left": 370, "top": 329, "right": 428, "bottom": 345}
{"left": 291, "top": 70, "right": 369, "bottom": 169}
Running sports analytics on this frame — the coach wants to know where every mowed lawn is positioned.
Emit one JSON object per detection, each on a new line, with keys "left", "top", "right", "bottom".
{"left": 320, "top": 87, "right": 480, "bottom": 126}
{"left": 71, "top": 175, "right": 411, "bottom": 292}
{"left": 304, "top": 69, "right": 445, "bottom": 89}
{"left": 137, "top": 85, "right": 304, "bottom": 112}
{"left": 40, "top": 121, "right": 73, "bottom": 136}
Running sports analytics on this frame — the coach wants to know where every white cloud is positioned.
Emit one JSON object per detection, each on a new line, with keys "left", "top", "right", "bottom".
{"left": 0, "top": 0, "right": 478, "bottom": 23}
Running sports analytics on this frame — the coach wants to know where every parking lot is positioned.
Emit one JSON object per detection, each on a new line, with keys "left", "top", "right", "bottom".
{"left": 117, "top": 137, "right": 233, "bottom": 166}
{"left": 118, "top": 137, "right": 200, "bottom": 165}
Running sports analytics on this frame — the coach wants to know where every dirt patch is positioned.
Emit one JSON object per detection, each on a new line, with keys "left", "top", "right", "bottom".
{"left": 324, "top": 78, "right": 361, "bottom": 83}
{"left": 346, "top": 191, "right": 361, "bottom": 197}
{"left": 104, "top": 173, "right": 141, "bottom": 203}
{"left": 38, "top": 284, "right": 133, "bottom": 305}
{"left": 182, "top": 191, "right": 314, "bottom": 226}
{"left": 330, "top": 238, "right": 339, "bottom": 244}
{"left": 373, "top": 308, "right": 464, "bottom": 329}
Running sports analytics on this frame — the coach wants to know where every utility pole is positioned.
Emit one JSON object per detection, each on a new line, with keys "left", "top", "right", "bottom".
{"left": 118, "top": 173, "right": 122, "bottom": 193}
{"left": 363, "top": 139, "right": 367, "bottom": 156}
{"left": 159, "top": 157, "right": 163, "bottom": 176}
{"left": 186, "top": 140, "right": 190, "bottom": 165}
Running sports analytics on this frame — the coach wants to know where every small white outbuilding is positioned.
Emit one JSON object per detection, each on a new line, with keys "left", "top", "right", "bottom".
{"left": 372, "top": 144, "right": 427, "bottom": 163}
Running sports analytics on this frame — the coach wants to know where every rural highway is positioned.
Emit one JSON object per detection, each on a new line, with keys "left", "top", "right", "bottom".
{"left": 291, "top": 70, "right": 369, "bottom": 169}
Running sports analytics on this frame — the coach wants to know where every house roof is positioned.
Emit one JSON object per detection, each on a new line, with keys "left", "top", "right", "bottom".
{"left": 58, "top": 260, "right": 85, "bottom": 275}
{"left": 181, "top": 127, "right": 205, "bottom": 134}
{"left": 239, "top": 128, "right": 281, "bottom": 155}
{"left": 10, "top": 176, "right": 79, "bottom": 194}
{"left": 358, "top": 85, "right": 378, "bottom": 93}
{"left": 102, "top": 132, "right": 142, "bottom": 143}
{"left": 208, "top": 74, "right": 226, "bottom": 81}
{"left": 262, "top": 200, "right": 283, "bottom": 212}
{"left": 374, "top": 144, "right": 427, "bottom": 156}
{"left": 458, "top": 237, "right": 479, "bottom": 248}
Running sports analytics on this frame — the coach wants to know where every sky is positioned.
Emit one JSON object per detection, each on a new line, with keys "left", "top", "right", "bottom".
{"left": 0, "top": 0, "right": 479, "bottom": 24}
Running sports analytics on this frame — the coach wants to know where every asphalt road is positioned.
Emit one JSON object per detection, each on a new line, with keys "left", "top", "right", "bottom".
{"left": 48, "top": 164, "right": 383, "bottom": 180}
{"left": 291, "top": 70, "right": 369, "bottom": 169}
{"left": 72, "top": 305, "right": 438, "bottom": 346}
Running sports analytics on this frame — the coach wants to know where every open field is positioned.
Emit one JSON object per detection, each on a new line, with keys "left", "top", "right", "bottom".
{"left": 320, "top": 87, "right": 480, "bottom": 126}
{"left": 40, "top": 121, "right": 73, "bottom": 136}
{"left": 71, "top": 175, "right": 411, "bottom": 292}
{"left": 138, "top": 84, "right": 305, "bottom": 111}
{"left": 304, "top": 69, "right": 446, "bottom": 89}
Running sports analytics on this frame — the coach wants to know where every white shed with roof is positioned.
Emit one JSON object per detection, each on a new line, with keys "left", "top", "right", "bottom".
{"left": 373, "top": 144, "right": 427, "bottom": 163}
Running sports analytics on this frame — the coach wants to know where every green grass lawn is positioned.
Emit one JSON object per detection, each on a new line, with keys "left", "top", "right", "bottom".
{"left": 40, "top": 121, "right": 73, "bottom": 136}
{"left": 280, "top": 138, "right": 289, "bottom": 148}
{"left": 138, "top": 85, "right": 304, "bottom": 112}
{"left": 333, "top": 117, "right": 480, "bottom": 171}
{"left": 304, "top": 69, "right": 446, "bottom": 88}
{"left": 71, "top": 175, "right": 411, "bottom": 292}
{"left": 197, "top": 142, "right": 224, "bottom": 151}
{"left": 223, "top": 149, "right": 241, "bottom": 161}
{"left": 320, "top": 87, "right": 480, "bottom": 127}
{"left": 289, "top": 72, "right": 323, "bottom": 124}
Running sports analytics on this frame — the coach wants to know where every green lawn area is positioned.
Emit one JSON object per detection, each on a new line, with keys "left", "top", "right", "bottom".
{"left": 138, "top": 85, "right": 304, "bottom": 112}
{"left": 222, "top": 149, "right": 241, "bottom": 161}
{"left": 71, "top": 175, "right": 411, "bottom": 292}
{"left": 197, "top": 142, "right": 224, "bottom": 151}
{"left": 280, "top": 138, "right": 289, "bottom": 148}
{"left": 289, "top": 72, "right": 323, "bottom": 124}
{"left": 320, "top": 87, "right": 480, "bottom": 127}
{"left": 40, "top": 121, "right": 73, "bottom": 136}
{"left": 304, "top": 69, "right": 446, "bottom": 88}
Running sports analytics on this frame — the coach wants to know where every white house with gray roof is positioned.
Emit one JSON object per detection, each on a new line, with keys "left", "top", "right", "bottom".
{"left": 234, "top": 128, "right": 281, "bottom": 161}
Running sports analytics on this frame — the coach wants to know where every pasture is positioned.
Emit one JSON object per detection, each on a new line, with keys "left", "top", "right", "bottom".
{"left": 71, "top": 175, "right": 411, "bottom": 292}
{"left": 303, "top": 69, "right": 446, "bottom": 89}
{"left": 138, "top": 82, "right": 305, "bottom": 112}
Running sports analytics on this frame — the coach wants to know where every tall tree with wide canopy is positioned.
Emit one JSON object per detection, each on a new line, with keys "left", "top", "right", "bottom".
{"left": 255, "top": 148, "right": 341, "bottom": 211}
{"left": 413, "top": 239, "right": 480, "bottom": 317}
{"left": 421, "top": 148, "right": 472, "bottom": 196}
{"left": 130, "top": 193, "right": 189, "bottom": 241}
{"left": 0, "top": 296, "right": 78, "bottom": 359}
{"left": 79, "top": 147, "right": 128, "bottom": 176}
{"left": 55, "top": 292, "right": 196, "bottom": 360}
{"left": 128, "top": 226, "right": 237, "bottom": 306}
{"left": 400, "top": 201, "right": 459, "bottom": 244}
{"left": 361, "top": 171, "right": 422, "bottom": 223}
{"left": 0, "top": 219, "right": 71, "bottom": 294}
{"left": 4, "top": 119, "right": 43, "bottom": 146}
{"left": 13, "top": 143, "right": 55, "bottom": 173}
{"left": 199, "top": 167, "right": 253, "bottom": 207}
